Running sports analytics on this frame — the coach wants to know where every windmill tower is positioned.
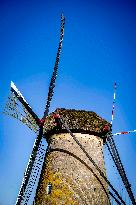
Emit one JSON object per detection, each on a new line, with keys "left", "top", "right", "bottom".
{"left": 35, "top": 108, "right": 111, "bottom": 205}
{"left": 3, "top": 14, "right": 136, "bottom": 205}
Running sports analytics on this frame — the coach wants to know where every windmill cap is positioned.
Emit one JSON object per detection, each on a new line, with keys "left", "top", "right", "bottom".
{"left": 43, "top": 108, "right": 111, "bottom": 140}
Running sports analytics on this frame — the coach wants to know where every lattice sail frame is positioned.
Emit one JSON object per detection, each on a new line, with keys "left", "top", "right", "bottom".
{"left": 106, "top": 82, "right": 136, "bottom": 205}
{"left": 3, "top": 81, "right": 39, "bottom": 133}
{"left": 15, "top": 14, "right": 65, "bottom": 205}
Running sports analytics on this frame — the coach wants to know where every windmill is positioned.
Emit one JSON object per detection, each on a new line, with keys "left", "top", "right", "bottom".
{"left": 3, "top": 14, "right": 136, "bottom": 205}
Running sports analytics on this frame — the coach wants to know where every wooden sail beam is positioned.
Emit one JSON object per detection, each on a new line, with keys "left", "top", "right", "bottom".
{"left": 15, "top": 14, "right": 65, "bottom": 204}
{"left": 107, "top": 82, "right": 136, "bottom": 205}
{"left": 11, "top": 81, "right": 39, "bottom": 124}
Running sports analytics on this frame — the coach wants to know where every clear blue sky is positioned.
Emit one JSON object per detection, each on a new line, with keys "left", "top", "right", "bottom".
{"left": 0, "top": 0, "right": 136, "bottom": 204}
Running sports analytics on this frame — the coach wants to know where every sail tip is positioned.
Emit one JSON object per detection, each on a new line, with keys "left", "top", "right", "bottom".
{"left": 11, "top": 81, "right": 17, "bottom": 91}
{"left": 61, "top": 13, "right": 65, "bottom": 20}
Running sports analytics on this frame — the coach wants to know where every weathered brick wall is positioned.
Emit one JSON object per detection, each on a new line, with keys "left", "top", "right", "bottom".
{"left": 35, "top": 109, "right": 110, "bottom": 205}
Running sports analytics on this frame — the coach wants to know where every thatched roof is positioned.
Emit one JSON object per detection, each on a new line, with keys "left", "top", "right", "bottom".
{"left": 43, "top": 108, "right": 111, "bottom": 140}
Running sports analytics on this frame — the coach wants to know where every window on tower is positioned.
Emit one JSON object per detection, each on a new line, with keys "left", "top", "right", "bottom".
{"left": 46, "top": 182, "right": 52, "bottom": 194}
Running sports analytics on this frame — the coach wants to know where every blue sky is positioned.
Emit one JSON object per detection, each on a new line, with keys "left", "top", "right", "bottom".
{"left": 0, "top": 0, "right": 136, "bottom": 204}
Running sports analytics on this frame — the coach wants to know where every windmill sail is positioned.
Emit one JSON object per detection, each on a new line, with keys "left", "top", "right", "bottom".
{"left": 113, "top": 129, "right": 136, "bottom": 136}
{"left": 43, "top": 14, "right": 65, "bottom": 118}
{"left": 106, "top": 135, "right": 136, "bottom": 205}
{"left": 3, "top": 81, "right": 39, "bottom": 132}
{"left": 106, "top": 82, "right": 136, "bottom": 205}
{"left": 15, "top": 14, "right": 65, "bottom": 204}
{"left": 111, "top": 82, "right": 117, "bottom": 125}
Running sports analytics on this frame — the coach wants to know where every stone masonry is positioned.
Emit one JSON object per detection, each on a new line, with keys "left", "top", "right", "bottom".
{"left": 35, "top": 108, "right": 111, "bottom": 205}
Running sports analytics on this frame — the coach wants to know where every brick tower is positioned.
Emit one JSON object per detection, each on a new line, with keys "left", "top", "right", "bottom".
{"left": 35, "top": 108, "right": 111, "bottom": 205}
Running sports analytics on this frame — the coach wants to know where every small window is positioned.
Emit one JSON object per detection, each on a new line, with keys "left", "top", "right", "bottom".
{"left": 47, "top": 182, "right": 52, "bottom": 194}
